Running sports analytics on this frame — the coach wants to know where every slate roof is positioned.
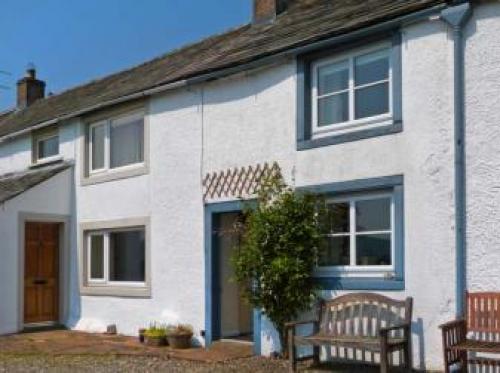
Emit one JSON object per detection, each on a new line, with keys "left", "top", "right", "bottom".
{"left": 0, "top": 0, "right": 447, "bottom": 138}
{"left": 0, "top": 162, "right": 72, "bottom": 204}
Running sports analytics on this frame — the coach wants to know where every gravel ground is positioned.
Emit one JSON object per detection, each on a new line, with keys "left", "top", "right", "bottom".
{"left": 0, "top": 354, "right": 290, "bottom": 373}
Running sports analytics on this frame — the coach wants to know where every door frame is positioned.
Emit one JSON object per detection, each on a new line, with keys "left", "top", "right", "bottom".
{"left": 17, "top": 213, "right": 71, "bottom": 330}
{"left": 204, "top": 200, "right": 261, "bottom": 355}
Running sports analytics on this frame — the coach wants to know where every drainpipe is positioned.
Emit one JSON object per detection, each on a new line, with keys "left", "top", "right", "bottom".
{"left": 440, "top": 2, "right": 471, "bottom": 317}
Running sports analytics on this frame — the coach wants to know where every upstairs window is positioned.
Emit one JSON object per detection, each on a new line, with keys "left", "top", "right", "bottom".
{"left": 297, "top": 35, "right": 402, "bottom": 150}
{"left": 312, "top": 45, "right": 392, "bottom": 136}
{"left": 32, "top": 127, "right": 59, "bottom": 164}
{"left": 88, "top": 111, "right": 144, "bottom": 174}
{"left": 317, "top": 192, "right": 395, "bottom": 276}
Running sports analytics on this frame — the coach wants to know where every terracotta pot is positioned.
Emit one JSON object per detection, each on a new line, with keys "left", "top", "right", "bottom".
{"left": 166, "top": 333, "right": 192, "bottom": 349}
{"left": 138, "top": 328, "right": 146, "bottom": 343}
{"left": 145, "top": 335, "right": 167, "bottom": 347}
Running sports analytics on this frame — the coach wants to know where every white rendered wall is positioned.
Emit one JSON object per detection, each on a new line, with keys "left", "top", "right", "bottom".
{"left": 0, "top": 169, "right": 73, "bottom": 334}
{"left": 70, "top": 89, "right": 206, "bottom": 344}
{"left": 201, "top": 19, "right": 457, "bottom": 370}
{"left": 464, "top": 3, "right": 500, "bottom": 292}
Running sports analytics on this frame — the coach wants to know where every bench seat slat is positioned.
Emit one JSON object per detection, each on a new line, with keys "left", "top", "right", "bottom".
{"left": 450, "top": 339, "right": 500, "bottom": 353}
{"left": 294, "top": 334, "right": 406, "bottom": 351}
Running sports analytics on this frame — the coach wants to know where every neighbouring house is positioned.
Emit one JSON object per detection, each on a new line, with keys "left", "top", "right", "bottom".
{"left": 0, "top": 0, "right": 499, "bottom": 370}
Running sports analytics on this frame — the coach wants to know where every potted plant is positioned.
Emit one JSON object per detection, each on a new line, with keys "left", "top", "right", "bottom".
{"left": 144, "top": 323, "right": 167, "bottom": 347}
{"left": 166, "top": 324, "right": 193, "bottom": 349}
{"left": 138, "top": 328, "right": 146, "bottom": 343}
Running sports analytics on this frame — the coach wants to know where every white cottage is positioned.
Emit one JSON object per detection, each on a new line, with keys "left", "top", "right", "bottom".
{"left": 0, "top": 0, "right": 499, "bottom": 370}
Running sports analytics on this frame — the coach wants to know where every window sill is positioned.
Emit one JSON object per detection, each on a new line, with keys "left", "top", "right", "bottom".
{"left": 80, "top": 284, "right": 151, "bottom": 298}
{"left": 315, "top": 276, "right": 404, "bottom": 291}
{"left": 81, "top": 164, "right": 148, "bottom": 186}
{"left": 30, "top": 156, "right": 64, "bottom": 169}
{"left": 298, "top": 120, "right": 402, "bottom": 151}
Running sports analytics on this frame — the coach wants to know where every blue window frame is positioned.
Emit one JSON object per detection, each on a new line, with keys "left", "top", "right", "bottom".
{"left": 299, "top": 175, "right": 405, "bottom": 290}
{"left": 297, "top": 32, "right": 402, "bottom": 150}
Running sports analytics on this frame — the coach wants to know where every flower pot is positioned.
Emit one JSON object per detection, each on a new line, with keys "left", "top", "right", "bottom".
{"left": 138, "top": 328, "right": 146, "bottom": 343}
{"left": 145, "top": 335, "right": 167, "bottom": 347}
{"left": 166, "top": 333, "right": 192, "bottom": 349}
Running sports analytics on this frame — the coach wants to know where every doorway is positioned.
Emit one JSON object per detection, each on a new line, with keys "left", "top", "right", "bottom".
{"left": 213, "top": 211, "right": 253, "bottom": 342}
{"left": 24, "top": 222, "right": 60, "bottom": 326}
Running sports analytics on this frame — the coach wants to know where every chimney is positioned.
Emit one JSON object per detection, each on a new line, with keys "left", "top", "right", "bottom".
{"left": 253, "top": 0, "right": 288, "bottom": 24}
{"left": 17, "top": 64, "right": 45, "bottom": 109}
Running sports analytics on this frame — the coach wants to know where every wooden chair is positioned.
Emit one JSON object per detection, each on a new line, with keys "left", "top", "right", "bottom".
{"left": 286, "top": 293, "right": 413, "bottom": 372}
{"left": 441, "top": 291, "right": 500, "bottom": 373}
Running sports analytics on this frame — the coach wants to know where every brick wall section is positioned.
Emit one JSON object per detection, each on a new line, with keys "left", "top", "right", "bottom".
{"left": 253, "top": 0, "right": 287, "bottom": 23}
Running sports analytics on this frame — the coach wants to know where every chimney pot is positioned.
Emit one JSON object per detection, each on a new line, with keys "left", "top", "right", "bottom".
{"left": 17, "top": 65, "right": 45, "bottom": 109}
{"left": 253, "top": 0, "right": 288, "bottom": 24}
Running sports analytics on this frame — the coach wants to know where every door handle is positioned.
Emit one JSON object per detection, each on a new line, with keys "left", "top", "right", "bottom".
{"left": 33, "top": 279, "right": 47, "bottom": 285}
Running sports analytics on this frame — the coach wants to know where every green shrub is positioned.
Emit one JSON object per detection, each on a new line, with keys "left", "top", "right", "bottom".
{"left": 144, "top": 323, "right": 167, "bottom": 338}
{"left": 232, "top": 175, "right": 324, "bottom": 355}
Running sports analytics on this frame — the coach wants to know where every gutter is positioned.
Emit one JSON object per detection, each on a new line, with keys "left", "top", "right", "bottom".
{"left": 440, "top": 2, "right": 472, "bottom": 317}
{"left": 0, "top": 2, "right": 447, "bottom": 143}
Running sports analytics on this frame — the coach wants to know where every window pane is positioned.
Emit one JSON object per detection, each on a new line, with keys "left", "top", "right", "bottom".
{"left": 326, "top": 203, "right": 350, "bottom": 233}
{"left": 91, "top": 124, "right": 105, "bottom": 170}
{"left": 110, "top": 117, "right": 144, "bottom": 168}
{"left": 90, "top": 235, "right": 104, "bottom": 280}
{"left": 356, "top": 197, "right": 391, "bottom": 232}
{"left": 38, "top": 136, "right": 59, "bottom": 159}
{"left": 318, "top": 236, "right": 350, "bottom": 266}
{"left": 355, "top": 82, "right": 389, "bottom": 119}
{"left": 318, "top": 60, "right": 349, "bottom": 95}
{"left": 356, "top": 233, "right": 391, "bottom": 266}
{"left": 318, "top": 93, "right": 349, "bottom": 126}
{"left": 109, "top": 230, "right": 145, "bottom": 282}
{"left": 355, "top": 49, "right": 389, "bottom": 87}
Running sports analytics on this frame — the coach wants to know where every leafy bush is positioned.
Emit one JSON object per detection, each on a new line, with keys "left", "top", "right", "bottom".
{"left": 232, "top": 175, "right": 324, "bottom": 355}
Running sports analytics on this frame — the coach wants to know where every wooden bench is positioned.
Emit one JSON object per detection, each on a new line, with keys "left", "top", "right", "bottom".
{"left": 441, "top": 291, "right": 500, "bottom": 373}
{"left": 286, "top": 293, "right": 413, "bottom": 372}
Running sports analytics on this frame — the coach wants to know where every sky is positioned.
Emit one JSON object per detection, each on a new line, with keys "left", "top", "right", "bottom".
{"left": 0, "top": 0, "right": 251, "bottom": 111}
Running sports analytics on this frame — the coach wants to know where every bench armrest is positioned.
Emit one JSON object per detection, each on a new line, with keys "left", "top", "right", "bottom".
{"left": 379, "top": 322, "right": 411, "bottom": 337}
{"left": 440, "top": 319, "right": 466, "bottom": 351}
{"left": 285, "top": 320, "right": 318, "bottom": 329}
{"left": 439, "top": 319, "right": 466, "bottom": 330}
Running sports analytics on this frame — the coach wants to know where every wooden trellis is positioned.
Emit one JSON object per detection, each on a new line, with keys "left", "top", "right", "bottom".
{"left": 203, "top": 162, "right": 281, "bottom": 201}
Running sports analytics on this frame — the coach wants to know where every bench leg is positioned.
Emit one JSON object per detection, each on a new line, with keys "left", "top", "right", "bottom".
{"left": 313, "top": 345, "right": 320, "bottom": 366}
{"left": 288, "top": 330, "right": 297, "bottom": 372}
{"left": 403, "top": 341, "right": 412, "bottom": 372}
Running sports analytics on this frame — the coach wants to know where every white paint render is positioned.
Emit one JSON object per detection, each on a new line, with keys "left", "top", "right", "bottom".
{"left": 0, "top": 4, "right": 498, "bottom": 370}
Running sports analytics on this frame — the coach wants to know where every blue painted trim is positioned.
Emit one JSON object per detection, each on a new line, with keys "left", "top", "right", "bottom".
{"left": 253, "top": 309, "right": 262, "bottom": 355}
{"left": 204, "top": 200, "right": 261, "bottom": 354}
{"left": 299, "top": 175, "right": 405, "bottom": 291}
{"left": 440, "top": 2, "right": 472, "bottom": 318}
{"left": 296, "top": 30, "right": 404, "bottom": 151}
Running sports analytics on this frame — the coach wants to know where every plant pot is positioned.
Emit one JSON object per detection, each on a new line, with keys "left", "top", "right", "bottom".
{"left": 138, "top": 328, "right": 146, "bottom": 343}
{"left": 145, "top": 335, "right": 167, "bottom": 347}
{"left": 166, "top": 333, "right": 192, "bottom": 349}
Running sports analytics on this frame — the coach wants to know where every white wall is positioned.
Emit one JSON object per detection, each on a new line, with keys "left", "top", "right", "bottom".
{"left": 70, "top": 88, "right": 206, "bottom": 343}
{"left": 0, "top": 169, "right": 73, "bottom": 334}
{"left": 465, "top": 3, "right": 500, "bottom": 291}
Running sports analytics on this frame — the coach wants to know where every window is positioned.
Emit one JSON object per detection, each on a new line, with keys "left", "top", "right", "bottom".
{"left": 33, "top": 128, "right": 59, "bottom": 163}
{"left": 317, "top": 193, "right": 394, "bottom": 276}
{"left": 88, "top": 111, "right": 144, "bottom": 174}
{"left": 297, "top": 34, "right": 402, "bottom": 150}
{"left": 312, "top": 45, "right": 392, "bottom": 136}
{"left": 87, "top": 228, "right": 146, "bottom": 285}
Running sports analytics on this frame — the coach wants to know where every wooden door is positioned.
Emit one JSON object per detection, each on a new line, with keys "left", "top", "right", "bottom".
{"left": 24, "top": 222, "right": 60, "bottom": 324}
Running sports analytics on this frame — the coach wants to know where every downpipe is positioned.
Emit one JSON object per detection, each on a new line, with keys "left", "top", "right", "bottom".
{"left": 440, "top": 2, "right": 471, "bottom": 317}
